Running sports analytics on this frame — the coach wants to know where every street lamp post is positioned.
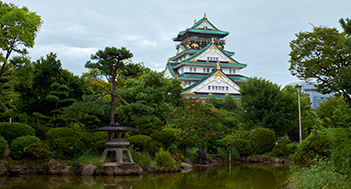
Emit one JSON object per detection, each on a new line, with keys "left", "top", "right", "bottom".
{"left": 296, "top": 84, "right": 302, "bottom": 143}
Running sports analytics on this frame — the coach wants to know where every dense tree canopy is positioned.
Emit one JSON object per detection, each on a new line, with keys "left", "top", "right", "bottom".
{"left": 289, "top": 18, "right": 351, "bottom": 103}
{"left": 85, "top": 46, "right": 133, "bottom": 126}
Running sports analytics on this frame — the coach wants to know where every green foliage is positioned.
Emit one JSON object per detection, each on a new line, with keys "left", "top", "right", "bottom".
{"left": 118, "top": 71, "right": 175, "bottom": 132}
{"left": 0, "top": 135, "right": 8, "bottom": 156}
{"left": 129, "top": 148, "right": 154, "bottom": 167}
{"left": 249, "top": 128, "right": 276, "bottom": 154}
{"left": 154, "top": 148, "right": 176, "bottom": 167}
{"left": 151, "top": 130, "right": 178, "bottom": 149}
{"left": 219, "top": 135, "right": 254, "bottom": 157}
{"left": 127, "top": 135, "right": 152, "bottom": 151}
{"left": 293, "top": 130, "right": 331, "bottom": 165}
{"left": 272, "top": 139, "right": 292, "bottom": 157}
{"left": 240, "top": 78, "right": 292, "bottom": 137}
{"left": 24, "top": 142, "right": 50, "bottom": 160}
{"left": 10, "top": 135, "right": 40, "bottom": 159}
{"left": 168, "top": 98, "right": 228, "bottom": 148}
{"left": 50, "top": 136, "right": 86, "bottom": 160}
{"left": 0, "top": 2, "right": 42, "bottom": 85}
{"left": 45, "top": 127, "right": 83, "bottom": 145}
{"left": 81, "top": 131, "right": 107, "bottom": 152}
{"left": 85, "top": 46, "right": 133, "bottom": 126}
{"left": 332, "top": 138, "right": 351, "bottom": 177}
{"left": 30, "top": 124, "right": 50, "bottom": 140}
{"left": 317, "top": 95, "right": 344, "bottom": 128}
{"left": 127, "top": 135, "right": 162, "bottom": 155}
{"left": 292, "top": 158, "right": 350, "bottom": 189}
{"left": 289, "top": 24, "right": 351, "bottom": 103}
{"left": 0, "top": 122, "right": 35, "bottom": 142}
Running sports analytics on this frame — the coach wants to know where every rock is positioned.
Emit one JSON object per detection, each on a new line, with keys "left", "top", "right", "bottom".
{"left": 81, "top": 165, "right": 97, "bottom": 176}
{"left": 195, "top": 149, "right": 209, "bottom": 165}
{"left": 184, "top": 158, "right": 193, "bottom": 165}
{"left": 37, "top": 165, "right": 50, "bottom": 174}
{"left": 95, "top": 165, "right": 114, "bottom": 176}
{"left": 143, "top": 166, "right": 153, "bottom": 174}
{"left": 48, "top": 159, "right": 60, "bottom": 170}
{"left": 114, "top": 163, "right": 143, "bottom": 175}
{"left": 262, "top": 156, "right": 272, "bottom": 164}
{"left": 9, "top": 165, "right": 27, "bottom": 175}
{"left": 48, "top": 159, "right": 62, "bottom": 175}
{"left": 181, "top": 162, "right": 193, "bottom": 170}
{"left": 26, "top": 164, "right": 38, "bottom": 175}
{"left": 0, "top": 162, "right": 8, "bottom": 176}
{"left": 62, "top": 166, "right": 73, "bottom": 176}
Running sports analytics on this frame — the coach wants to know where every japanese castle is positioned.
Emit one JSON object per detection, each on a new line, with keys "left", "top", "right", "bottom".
{"left": 163, "top": 13, "right": 248, "bottom": 98}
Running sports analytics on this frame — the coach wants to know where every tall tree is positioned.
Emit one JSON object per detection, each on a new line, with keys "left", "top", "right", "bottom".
{"left": 289, "top": 19, "right": 351, "bottom": 103}
{"left": 0, "top": 2, "right": 42, "bottom": 87}
{"left": 85, "top": 46, "right": 133, "bottom": 126}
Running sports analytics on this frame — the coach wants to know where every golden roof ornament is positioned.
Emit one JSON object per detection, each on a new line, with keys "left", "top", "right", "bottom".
{"left": 194, "top": 19, "right": 196, "bottom": 24}
{"left": 167, "top": 58, "right": 170, "bottom": 64}
{"left": 217, "top": 62, "right": 221, "bottom": 70}
{"left": 204, "top": 12, "right": 207, "bottom": 19}
{"left": 211, "top": 37, "right": 214, "bottom": 44}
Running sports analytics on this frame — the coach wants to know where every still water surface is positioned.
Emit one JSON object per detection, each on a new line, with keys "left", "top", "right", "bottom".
{"left": 0, "top": 164, "right": 289, "bottom": 189}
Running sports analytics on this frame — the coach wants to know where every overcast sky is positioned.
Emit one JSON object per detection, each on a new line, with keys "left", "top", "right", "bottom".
{"left": 4, "top": 0, "right": 351, "bottom": 86}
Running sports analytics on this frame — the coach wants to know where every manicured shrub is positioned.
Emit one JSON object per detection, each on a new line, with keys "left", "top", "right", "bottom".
{"left": 0, "top": 136, "right": 8, "bottom": 157}
{"left": 232, "top": 139, "right": 254, "bottom": 156}
{"left": 250, "top": 128, "right": 276, "bottom": 154}
{"left": 24, "top": 143, "right": 50, "bottom": 160}
{"left": 273, "top": 139, "right": 292, "bottom": 157}
{"left": 50, "top": 136, "right": 86, "bottom": 160}
{"left": 127, "top": 135, "right": 153, "bottom": 152}
{"left": 154, "top": 148, "right": 176, "bottom": 167}
{"left": 82, "top": 131, "right": 107, "bottom": 150}
{"left": 0, "top": 122, "right": 35, "bottom": 143}
{"left": 151, "top": 130, "right": 178, "bottom": 149}
{"left": 31, "top": 124, "right": 50, "bottom": 140}
{"left": 45, "top": 127, "right": 83, "bottom": 145}
{"left": 10, "top": 135, "right": 40, "bottom": 159}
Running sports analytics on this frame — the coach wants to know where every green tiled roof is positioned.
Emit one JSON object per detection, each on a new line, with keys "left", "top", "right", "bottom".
{"left": 182, "top": 43, "right": 246, "bottom": 66}
{"left": 182, "top": 70, "right": 242, "bottom": 93}
{"left": 173, "top": 16, "right": 229, "bottom": 41}
{"left": 183, "top": 94, "right": 241, "bottom": 99}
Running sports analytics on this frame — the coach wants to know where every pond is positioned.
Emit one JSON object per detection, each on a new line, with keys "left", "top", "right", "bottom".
{"left": 0, "top": 164, "right": 289, "bottom": 189}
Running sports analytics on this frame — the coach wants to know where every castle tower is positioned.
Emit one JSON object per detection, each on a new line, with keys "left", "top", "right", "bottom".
{"left": 163, "top": 14, "right": 248, "bottom": 99}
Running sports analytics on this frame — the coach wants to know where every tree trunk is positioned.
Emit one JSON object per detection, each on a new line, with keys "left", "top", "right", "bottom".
{"left": 110, "top": 66, "right": 117, "bottom": 126}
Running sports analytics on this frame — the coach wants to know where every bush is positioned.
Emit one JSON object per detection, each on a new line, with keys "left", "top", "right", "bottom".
{"left": 151, "top": 130, "right": 178, "bottom": 149}
{"left": 31, "top": 124, "right": 50, "bottom": 140}
{"left": 0, "top": 122, "right": 35, "bottom": 143}
{"left": 250, "top": 128, "right": 276, "bottom": 154}
{"left": 129, "top": 148, "right": 154, "bottom": 167}
{"left": 154, "top": 148, "right": 176, "bottom": 167}
{"left": 232, "top": 139, "right": 254, "bottom": 156}
{"left": 332, "top": 139, "right": 351, "bottom": 177}
{"left": 50, "top": 136, "right": 86, "bottom": 160}
{"left": 273, "top": 139, "right": 292, "bottom": 157}
{"left": 45, "top": 127, "right": 83, "bottom": 145}
{"left": 24, "top": 143, "right": 50, "bottom": 160}
{"left": 10, "top": 135, "right": 41, "bottom": 159}
{"left": 127, "top": 135, "right": 153, "bottom": 152}
{"left": 0, "top": 136, "right": 8, "bottom": 156}
{"left": 292, "top": 129, "right": 332, "bottom": 165}
{"left": 82, "top": 131, "right": 107, "bottom": 151}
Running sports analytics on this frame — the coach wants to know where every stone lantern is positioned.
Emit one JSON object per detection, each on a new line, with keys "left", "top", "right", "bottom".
{"left": 97, "top": 124, "right": 138, "bottom": 163}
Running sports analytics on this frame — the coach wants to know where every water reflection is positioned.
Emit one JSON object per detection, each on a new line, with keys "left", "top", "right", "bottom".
{"left": 0, "top": 164, "right": 289, "bottom": 189}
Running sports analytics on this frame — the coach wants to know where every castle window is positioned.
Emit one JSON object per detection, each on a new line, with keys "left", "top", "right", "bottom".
{"left": 190, "top": 67, "right": 192, "bottom": 72}
{"left": 212, "top": 86, "right": 215, "bottom": 90}
{"left": 226, "top": 87, "right": 229, "bottom": 91}
{"left": 215, "top": 86, "right": 218, "bottom": 90}
{"left": 194, "top": 67, "right": 196, "bottom": 72}
{"left": 207, "top": 68, "right": 210, "bottom": 73}
{"left": 208, "top": 86, "right": 211, "bottom": 90}
{"left": 229, "top": 69, "right": 232, "bottom": 74}
{"left": 203, "top": 68, "right": 206, "bottom": 72}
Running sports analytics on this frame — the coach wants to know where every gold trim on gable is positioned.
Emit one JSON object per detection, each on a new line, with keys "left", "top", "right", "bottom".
{"left": 191, "top": 58, "right": 198, "bottom": 62}
{"left": 213, "top": 72, "right": 225, "bottom": 79}
{"left": 184, "top": 91, "right": 195, "bottom": 95}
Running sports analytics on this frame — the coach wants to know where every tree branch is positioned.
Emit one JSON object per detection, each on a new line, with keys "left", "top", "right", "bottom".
{"left": 94, "top": 92, "right": 112, "bottom": 103}
{"left": 115, "top": 93, "right": 129, "bottom": 105}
